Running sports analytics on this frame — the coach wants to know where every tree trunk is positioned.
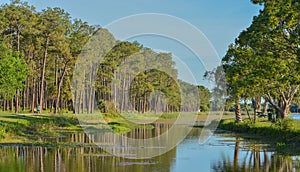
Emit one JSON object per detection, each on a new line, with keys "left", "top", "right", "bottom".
{"left": 283, "top": 103, "right": 290, "bottom": 119}
{"left": 55, "top": 61, "right": 68, "bottom": 114}
{"left": 244, "top": 100, "right": 251, "bottom": 120}
{"left": 235, "top": 98, "right": 242, "bottom": 123}
{"left": 121, "top": 77, "right": 126, "bottom": 112}
{"left": 3, "top": 98, "right": 6, "bottom": 111}
{"left": 143, "top": 93, "right": 147, "bottom": 114}
{"left": 73, "top": 81, "right": 78, "bottom": 114}
{"left": 267, "top": 98, "right": 291, "bottom": 119}
{"left": 276, "top": 100, "right": 283, "bottom": 119}
{"left": 39, "top": 36, "right": 50, "bottom": 113}
{"left": 262, "top": 101, "right": 269, "bottom": 114}
{"left": 267, "top": 86, "right": 299, "bottom": 119}
{"left": 11, "top": 98, "right": 14, "bottom": 112}
{"left": 15, "top": 89, "right": 20, "bottom": 113}
{"left": 23, "top": 86, "right": 26, "bottom": 111}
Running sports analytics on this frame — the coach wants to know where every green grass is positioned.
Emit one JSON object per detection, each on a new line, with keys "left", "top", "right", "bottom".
{"left": 0, "top": 110, "right": 233, "bottom": 143}
{"left": 0, "top": 113, "right": 81, "bottom": 143}
{"left": 217, "top": 118, "right": 300, "bottom": 153}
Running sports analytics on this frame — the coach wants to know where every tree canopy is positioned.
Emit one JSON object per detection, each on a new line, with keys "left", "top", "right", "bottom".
{"left": 0, "top": 0, "right": 211, "bottom": 114}
{"left": 222, "top": 0, "right": 300, "bottom": 121}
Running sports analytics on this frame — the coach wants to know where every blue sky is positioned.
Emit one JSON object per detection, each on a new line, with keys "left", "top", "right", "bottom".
{"left": 1, "top": 0, "right": 262, "bottom": 86}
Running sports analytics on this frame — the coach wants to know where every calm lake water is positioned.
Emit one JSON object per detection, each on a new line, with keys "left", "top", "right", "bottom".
{"left": 0, "top": 123, "right": 300, "bottom": 172}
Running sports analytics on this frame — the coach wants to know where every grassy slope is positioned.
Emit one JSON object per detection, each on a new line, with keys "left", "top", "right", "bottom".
{"left": 0, "top": 113, "right": 81, "bottom": 143}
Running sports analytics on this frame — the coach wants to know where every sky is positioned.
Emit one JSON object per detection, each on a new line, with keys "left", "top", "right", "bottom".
{"left": 1, "top": 0, "right": 262, "bottom": 86}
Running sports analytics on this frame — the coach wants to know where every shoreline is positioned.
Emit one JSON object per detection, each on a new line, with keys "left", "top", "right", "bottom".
{"left": 217, "top": 118, "right": 300, "bottom": 155}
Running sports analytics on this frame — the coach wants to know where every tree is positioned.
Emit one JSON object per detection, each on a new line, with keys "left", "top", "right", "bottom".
{"left": 222, "top": 0, "right": 300, "bottom": 119}
{"left": 0, "top": 44, "right": 28, "bottom": 111}
{"left": 197, "top": 85, "right": 211, "bottom": 112}
{"left": 0, "top": 0, "right": 36, "bottom": 112}
{"left": 37, "top": 7, "right": 71, "bottom": 113}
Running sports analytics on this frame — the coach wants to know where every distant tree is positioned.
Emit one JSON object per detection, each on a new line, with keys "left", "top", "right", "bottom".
{"left": 197, "top": 85, "right": 211, "bottom": 112}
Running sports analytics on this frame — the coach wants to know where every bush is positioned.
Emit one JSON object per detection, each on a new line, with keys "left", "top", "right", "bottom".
{"left": 272, "top": 118, "right": 295, "bottom": 131}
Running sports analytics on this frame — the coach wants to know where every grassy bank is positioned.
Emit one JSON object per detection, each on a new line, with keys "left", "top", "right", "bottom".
{"left": 0, "top": 111, "right": 233, "bottom": 144}
{"left": 0, "top": 113, "right": 81, "bottom": 143}
{"left": 218, "top": 118, "right": 300, "bottom": 153}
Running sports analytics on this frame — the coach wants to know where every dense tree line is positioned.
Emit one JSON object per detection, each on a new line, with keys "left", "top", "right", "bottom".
{"left": 0, "top": 0, "right": 97, "bottom": 113}
{"left": 0, "top": 0, "right": 211, "bottom": 114}
{"left": 217, "top": 0, "right": 299, "bottom": 122}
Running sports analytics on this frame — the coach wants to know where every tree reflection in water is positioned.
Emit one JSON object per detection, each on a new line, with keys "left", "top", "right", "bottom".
{"left": 0, "top": 124, "right": 177, "bottom": 172}
{"left": 1, "top": 126, "right": 300, "bottom": 172}
{"left": 212, "top": 137, "right": 300, "bottom": 172}
{"left": 0, "top": 145, "right": 177, "bottom": 172}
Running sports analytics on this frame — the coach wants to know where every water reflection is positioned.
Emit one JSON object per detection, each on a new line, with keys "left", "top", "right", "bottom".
{"left": 0, "top": 124, "right": 300, "bottom": 172}
{"left": 0, "top": 145, "right": 176, "bottom": 172}
{"left": 212, "top": 137, "right": 300, "bottom": 172}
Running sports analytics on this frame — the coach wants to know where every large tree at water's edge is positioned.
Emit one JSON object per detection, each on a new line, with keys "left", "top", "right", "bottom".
{"left": 222, "top": 0, "right": 300, "bottom": 121}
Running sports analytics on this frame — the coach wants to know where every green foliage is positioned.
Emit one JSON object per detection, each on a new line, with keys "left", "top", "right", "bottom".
{"left": 219, "top": 118, "right": 300, "bottom": 145}
{"left": 276, "top": 142, "right": 286, "bottom": 149}
{"left": 110, "top": 124, "right": 131, "bottom": 134}
{"left": 0, "top": 46, "right": 28, "bottom": 99}
{"left": 273, "top": 119, "right": 295, "bottom": 131}
{"left": 198, "top": 85, "right": 211, "bottom": 112}
{"left": 220, "top": 0, "right": 300, "bottom": 119}
{"left": 95, "top": 40, "right": 207, "bottom": 114}
{"left": 0, "top": 1, "right": 98, "bottom": 113}
{"left": 0, "top": 1, "right": 212, "bottom": 114}
{"left": 97, "top": 100, "right": 106, "bottom": 113}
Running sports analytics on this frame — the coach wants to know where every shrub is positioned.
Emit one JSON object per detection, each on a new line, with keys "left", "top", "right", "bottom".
{"left": 273, "top": 118, "right": 295, "bottom": 131}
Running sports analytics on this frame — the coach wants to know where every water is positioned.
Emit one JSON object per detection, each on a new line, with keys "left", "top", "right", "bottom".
{"left": 0, "top": 124, "right": 300, "bottom": 172}
{"left": 290, "top": 114, "right": 300, "bottom": 120}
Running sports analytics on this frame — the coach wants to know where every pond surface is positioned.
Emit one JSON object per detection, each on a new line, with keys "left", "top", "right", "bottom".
{"left": 0, "top": 123, "right": 300, "bottom": 172}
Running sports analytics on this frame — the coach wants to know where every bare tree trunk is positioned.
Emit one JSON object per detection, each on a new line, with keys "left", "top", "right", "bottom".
{"left": 121, "top": 77, "right": 126, "bottom": 112}
{"left": 39, "top": 37, "right": 50, "bottom": 114}
{"left": 73, "top": 81, "right": 78, "bottom": 114}
{"left": 15, "top": 89, "right": 20, "bottom": 113}
{"left": 143, "top": 93, "right": 147, "bottom": 114}
{"left": 55, "top": 61, "right": 68, "bottom": 114}
{"left": 31, "top": 79, "right": 36, "bottom": 112}
{"left": 263, "top": 101, "right": 269, "bottom": 114}
{"left": 155, "top": 95, "right": 159, "bottom": 114}
{"left": 25, "top": 78, "right": 29, "bottom": 110}
{"left": 23, "top": 86, "right": 26, "bottom": 111}
{"left": 11, "top": 98, "right": 14, "bottom": 112}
